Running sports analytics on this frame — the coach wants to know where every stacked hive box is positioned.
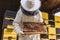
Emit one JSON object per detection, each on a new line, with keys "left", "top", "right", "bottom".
{"left": 3, "top": 25, "right": 17, "bottom": 40}
{"left": 41, "top": 12, "right": 49, "bottom": 40}
{"left": 41, "top": 12, "right": 60, "bottom": 40}
{"left": 55, "top": 16, "right": 60, "bottom": 40}
{"left": 3, "top": 10, "right": 17, "bottom": 40}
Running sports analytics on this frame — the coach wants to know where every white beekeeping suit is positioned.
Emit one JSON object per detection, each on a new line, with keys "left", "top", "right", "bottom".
{"left": 13, "top": 0, "right": 44, "bottom": 40}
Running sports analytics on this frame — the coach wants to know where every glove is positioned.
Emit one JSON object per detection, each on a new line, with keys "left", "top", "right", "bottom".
{"left": 14, "top": 27, "right": 24, "bottom": 35}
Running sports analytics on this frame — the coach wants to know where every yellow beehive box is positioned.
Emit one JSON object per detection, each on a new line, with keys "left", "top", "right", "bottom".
{"left": 48, "top": 27, "right": 56, "bottom": 34}
{"left": 55, "top": 16, "right": 60, "bottom": 28}
{"left": 42, "top": 12, "right": 48, "bottom": 25}
{"left": 4, "top": 29, "right": 16, "bottom": 35}
{"left": 3, "top": 29, "right": 17, "bottom": 38}
{"left": 7, "top": 25, "right": 14, "bottom": 29}
{"left": 49, "top": 34, "right": 56, "bottom": 39}
{"left": 42, "top": 12, "right": 48, "bottom": 19}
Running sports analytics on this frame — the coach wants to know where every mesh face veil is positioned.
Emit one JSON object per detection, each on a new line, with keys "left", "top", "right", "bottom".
{"left": 26, "top": 1, "right": 34, "bottom": 9}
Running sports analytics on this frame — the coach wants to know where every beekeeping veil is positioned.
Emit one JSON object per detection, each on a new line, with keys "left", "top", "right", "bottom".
{"left": 20, "top": 0, "right": 41, "bottom": 16}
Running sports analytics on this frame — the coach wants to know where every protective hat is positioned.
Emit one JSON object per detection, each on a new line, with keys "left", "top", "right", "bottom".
{"left": 20, "top": 0, "right": 41, "bottom": 11}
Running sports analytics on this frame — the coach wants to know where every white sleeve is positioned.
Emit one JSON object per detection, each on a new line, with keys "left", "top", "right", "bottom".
{"left": 39, "top": 11, "right": 43, "bottom": 23}
{"left": 13, "top": 9, "right": 23, "bottom": 34}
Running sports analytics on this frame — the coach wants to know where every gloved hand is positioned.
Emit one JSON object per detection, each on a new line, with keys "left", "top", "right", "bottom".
{"left": 14, "top": 27, "right": 24, "bottom": 35}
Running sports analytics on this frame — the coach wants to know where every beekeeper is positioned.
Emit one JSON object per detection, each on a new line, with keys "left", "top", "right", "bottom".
{"left": 13, "top": 0, "right": 46, "bottom": 40}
